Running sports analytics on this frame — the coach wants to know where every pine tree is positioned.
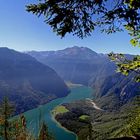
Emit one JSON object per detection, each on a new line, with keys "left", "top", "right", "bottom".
{"left": 0, "top": 97, "right": 15, "bottom": 140}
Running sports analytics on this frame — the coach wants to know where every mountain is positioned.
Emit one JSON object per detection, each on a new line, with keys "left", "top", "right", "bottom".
{"left": 26, "top": 46, "right": 140, "bottom": 139}
{"left": 27, "top": 46, "right": 116, "bottom": 85}
{"left": 27, "top": 46, "right": 139, "bottom": 105}
{"left": 94, "top": 73, "right": 140, "bottom": 110}
{"left": 0, "top": 47, "right": 69, "bottom": 114}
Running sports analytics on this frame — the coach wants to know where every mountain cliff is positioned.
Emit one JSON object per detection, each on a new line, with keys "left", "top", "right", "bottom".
{"left": 0, "top": 47, "right": 69, "bottom": 114}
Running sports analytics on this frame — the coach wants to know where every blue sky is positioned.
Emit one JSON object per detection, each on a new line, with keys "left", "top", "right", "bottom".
{"left": 0, "top": 0, "right": 140, "bottom": 54}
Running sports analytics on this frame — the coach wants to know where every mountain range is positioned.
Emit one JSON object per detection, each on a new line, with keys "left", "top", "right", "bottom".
{"left": 27, "top": 46, "right": 115, "bottom": 85}
{"left": 27, "top": 46, "right": 140, "bottom": 108}
{"left": 0, "top": 46, "right": 139, "bottom": 139}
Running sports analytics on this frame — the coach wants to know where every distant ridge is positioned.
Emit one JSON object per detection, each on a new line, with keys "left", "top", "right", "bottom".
{"left": 27, "top": 46, "right": 98, "bottom": 60}
{"left": 27, "top": 46, "right": 110, "bottom": 85}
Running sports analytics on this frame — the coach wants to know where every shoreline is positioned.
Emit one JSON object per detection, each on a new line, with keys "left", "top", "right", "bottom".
{"left": 51, "top": 112, "right": 78, "bottom": 140}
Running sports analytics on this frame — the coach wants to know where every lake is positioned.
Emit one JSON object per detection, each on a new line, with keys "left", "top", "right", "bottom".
{"left": 24, "top": 86, "right": 94, "bottom": 140}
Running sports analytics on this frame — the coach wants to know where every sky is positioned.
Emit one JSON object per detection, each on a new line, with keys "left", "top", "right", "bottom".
{"left": 0, "top": 0, "right": 140, "bottom": 55}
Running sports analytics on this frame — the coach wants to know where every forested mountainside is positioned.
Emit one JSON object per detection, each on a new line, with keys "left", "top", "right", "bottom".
{"left": 93, "top": 73, "right": 140, "bottom": 110}
{"left": 0, "top": 47, "right": 69, "bottom": 114}
{"left": 54, "top": 96, "right": 140, "bottom": 140}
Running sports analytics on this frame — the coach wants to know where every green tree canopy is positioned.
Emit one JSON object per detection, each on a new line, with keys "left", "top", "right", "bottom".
{"left": 0, "top": 97, "right": 15, "bottom": 140}
{"left": 108, "top": 53, "right": 140, "bottom": 82}
{"left": 27, "top": 0, "right": 140, "bottom": 39}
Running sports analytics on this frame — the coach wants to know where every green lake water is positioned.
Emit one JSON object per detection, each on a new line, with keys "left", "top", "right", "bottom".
{"left": 24, "top": 86, "right": 93, "bottom": 140}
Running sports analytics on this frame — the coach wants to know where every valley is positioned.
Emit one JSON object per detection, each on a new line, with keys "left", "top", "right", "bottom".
{"left": 0, "top": 1, "right": 140, "bottom": 139}
{"left": 23, "top": 85, "right": 94, "bottom": 140}
{"left": 0, "top": 46, "right": 139, "bottom": 140}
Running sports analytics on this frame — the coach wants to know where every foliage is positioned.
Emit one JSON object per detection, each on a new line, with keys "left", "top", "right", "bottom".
{"left": 0, "top": 97, "right": 55, "bottom": 140}
{"left": 12, "top": 115, "right": 35, "bottom": 140}
{"left": 26, "top": 0, "right": 140, "bottom": 40}
{"left": 108, "top": 53, "right": 140, "bottom": 82}
{"left": 55, "top": 96, "right": 140, "bottom": 140}
{"left": 110, "top": 96, "right": 140, "bottom": 138}
{"left": 0, "top": 97, "right": 15, "bottom": 140}
{"left": 0, "top": 97, "right": 34, "bottom": 140}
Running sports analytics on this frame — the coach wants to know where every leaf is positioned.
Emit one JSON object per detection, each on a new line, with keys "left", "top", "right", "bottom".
{"left": 130, "top": 39, "right": 138, "bottom": 47}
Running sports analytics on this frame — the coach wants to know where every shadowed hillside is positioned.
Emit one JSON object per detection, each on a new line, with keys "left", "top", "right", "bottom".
{"left": 0, "top": 47, "right": 69, "bottom": 114}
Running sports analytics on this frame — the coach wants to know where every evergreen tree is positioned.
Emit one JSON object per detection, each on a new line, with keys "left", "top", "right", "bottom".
{"left": 0, "top": 97, "right": 15, "bottom": 140}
